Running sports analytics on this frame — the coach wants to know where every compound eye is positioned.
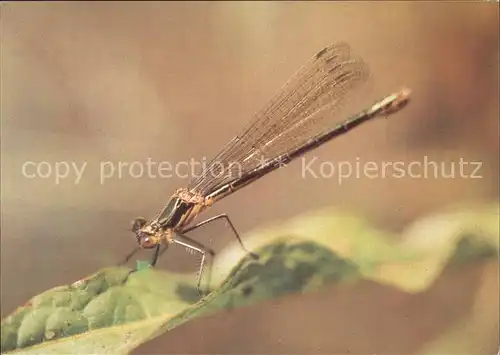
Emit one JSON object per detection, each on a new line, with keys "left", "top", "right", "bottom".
{"left": 139, "top": 236, "right": 158, "bottom": 249}
{"left": 131, "top": 217, "right": 148, "bottom": 233}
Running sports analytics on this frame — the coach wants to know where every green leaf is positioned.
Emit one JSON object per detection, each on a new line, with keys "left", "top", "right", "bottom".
{"left": 1, "top": 268, "right": 199, "bottom": 354}
{"left": 2, "top": 204, "right": 498, "bottom": 354}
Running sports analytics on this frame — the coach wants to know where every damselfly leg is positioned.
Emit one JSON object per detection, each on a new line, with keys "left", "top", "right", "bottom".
{"left": 121, "top": 246, "right": 141, "bottom": 265}
{"left": 181, "top": 214, "right": 259, "bottom": 260}
{"left": 121, "top": 214, "right": 255, "bottom": 293}
{"left": 171, "top": 234, "right": 215, "bottom": 294}
{"left": 120, "top": 244, "right": 163, "bottom": 266}
{"left": 150, "top": 244, "right": 162, "bottom": 266}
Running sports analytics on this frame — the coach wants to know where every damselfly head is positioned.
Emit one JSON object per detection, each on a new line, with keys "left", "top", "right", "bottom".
{"left": 136, "top": 232, "right": 159, "bottom": 249}
{"left": 131, "top": 217, "right": 147, "bottom": 233}
{"left": 131, "top": 217, "right": 161, "bottom": 248}
{"left": 135, "top": 228, "right": 161, "bottom": 249}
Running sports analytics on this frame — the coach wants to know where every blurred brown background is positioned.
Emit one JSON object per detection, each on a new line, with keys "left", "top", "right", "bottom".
{"left": 1, "top": 2, "right": 498, "bottom": 354}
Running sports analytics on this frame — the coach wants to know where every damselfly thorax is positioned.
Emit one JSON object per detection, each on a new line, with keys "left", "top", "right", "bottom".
{"left": 132, "top": 188, "right": 211, "bottom": 248}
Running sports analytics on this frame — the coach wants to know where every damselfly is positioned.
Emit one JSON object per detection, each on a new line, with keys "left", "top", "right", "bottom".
{"left": 124, "top": 43, "right": 411, "bottom": 292}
